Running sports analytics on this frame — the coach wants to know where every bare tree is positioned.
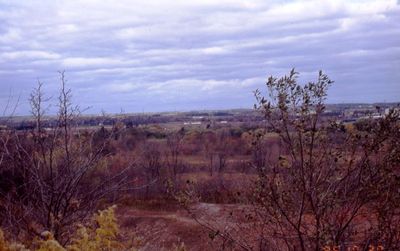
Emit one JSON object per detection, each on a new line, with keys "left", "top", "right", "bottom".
{"left": 166, "top": 130, "right": 184, "bottom": 177}
{"left": 138, "top": 140, "right": 162, "bottom": 198}
{"left": 248, "top": 129, "right": 269, "bottom": 171}
{"left": 215, "top": 129, "right": 231, "bottom": 173}
{"left": 253, "top": 69, "right": 400, "bottom": 250}
{"left": 0, "top": 73, "right": 133, "bottom": 243}
{"left": 173, "top": 69, "right": 399, "bottom": 251}
{"left": 202, "top": 131, "right": 217, "bottom": 176}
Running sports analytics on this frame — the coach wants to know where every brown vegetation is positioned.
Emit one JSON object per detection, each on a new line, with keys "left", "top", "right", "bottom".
{"left": 1, "top": 70, "right": 399, "bottom": 250}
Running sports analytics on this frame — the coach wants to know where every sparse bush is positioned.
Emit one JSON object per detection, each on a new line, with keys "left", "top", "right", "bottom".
{"left": 0, "top": 74, "right": 133, "bottom": 243}
{"left": 172, "top": 69, "right": 399, "bottom": 250}
{"left": 252, "top": 69, "right": 400, "bottom": 250}
{"left": 1, "top": 206, "right": 129, "bottom": 251}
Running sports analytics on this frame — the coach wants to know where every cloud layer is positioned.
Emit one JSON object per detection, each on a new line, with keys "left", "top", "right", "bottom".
{"left": 0, "top": 0, "right": 399, "bottom": 114}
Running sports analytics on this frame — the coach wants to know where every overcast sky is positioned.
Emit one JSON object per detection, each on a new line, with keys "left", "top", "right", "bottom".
{"left": 0, "top": 0, "right": 399, "bottom": 115}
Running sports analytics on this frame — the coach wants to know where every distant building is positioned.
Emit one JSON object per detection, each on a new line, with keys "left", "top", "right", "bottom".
{"left": 192, "top": 116, "right": 204, "bottom": 120}
{"left": 183, "top": 121, "right": 202, "bottom": 125}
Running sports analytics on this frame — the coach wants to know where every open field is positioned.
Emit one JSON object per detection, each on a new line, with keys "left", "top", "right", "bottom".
{"left": 1, "top": 71, "right": 399, "bottom": 250}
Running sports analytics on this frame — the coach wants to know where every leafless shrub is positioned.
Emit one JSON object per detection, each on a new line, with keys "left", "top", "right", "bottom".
{"left": 173, "top": 69, "right": 399, "bottom": 251}
{"left": 252, "top": 69, "right": 400, "bottom": 250}
{"left": 0, "top": 72, "right": 135, "bottom": 243}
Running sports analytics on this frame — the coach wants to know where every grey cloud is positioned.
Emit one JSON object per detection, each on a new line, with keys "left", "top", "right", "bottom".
{"left": 0, "top": 0, "right": 399, "bottom": 115}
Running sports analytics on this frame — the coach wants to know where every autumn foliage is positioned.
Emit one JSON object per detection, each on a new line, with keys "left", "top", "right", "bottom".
{"left": 0, "top": 70, "right": 399, "bottom": 250}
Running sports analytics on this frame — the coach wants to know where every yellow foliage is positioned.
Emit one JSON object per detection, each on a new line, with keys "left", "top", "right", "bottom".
{"left": 67, "top": 226, "right": 95, "bottom": 251}
{"left": 1, "top": 206, "right": 125, "bottom": 251}
{"left": 0, "top": 229, "right": 29, "bottom": 251}
{"left": 36, "top": 231, "right": 65, "bottom": 251}
{"left": 94, "top": 205, "right": 120, "bottom": 250}
{"left": 68, "top": 205, "right": 123, "bottom": 251}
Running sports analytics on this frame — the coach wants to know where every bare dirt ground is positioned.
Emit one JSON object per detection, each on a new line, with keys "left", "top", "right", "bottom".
{"left": 117, "top": 203, "right": 247, "bottom": 250}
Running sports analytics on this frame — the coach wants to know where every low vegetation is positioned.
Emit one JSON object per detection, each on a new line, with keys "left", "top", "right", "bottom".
{"left": 0, "top": 69, "right": 399, "bottom": 250}
{"left": 1, "top": 206, "right": 123, "bottom": 251}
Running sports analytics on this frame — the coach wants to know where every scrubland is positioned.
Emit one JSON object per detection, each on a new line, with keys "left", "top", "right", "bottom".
{"left": 1, "top": 70, "right": 399, "bottom": 250}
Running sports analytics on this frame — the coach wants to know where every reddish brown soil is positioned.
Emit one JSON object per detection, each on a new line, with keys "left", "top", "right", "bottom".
{"left": 117, "top": 203, "right": 222, "bottom": 250}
